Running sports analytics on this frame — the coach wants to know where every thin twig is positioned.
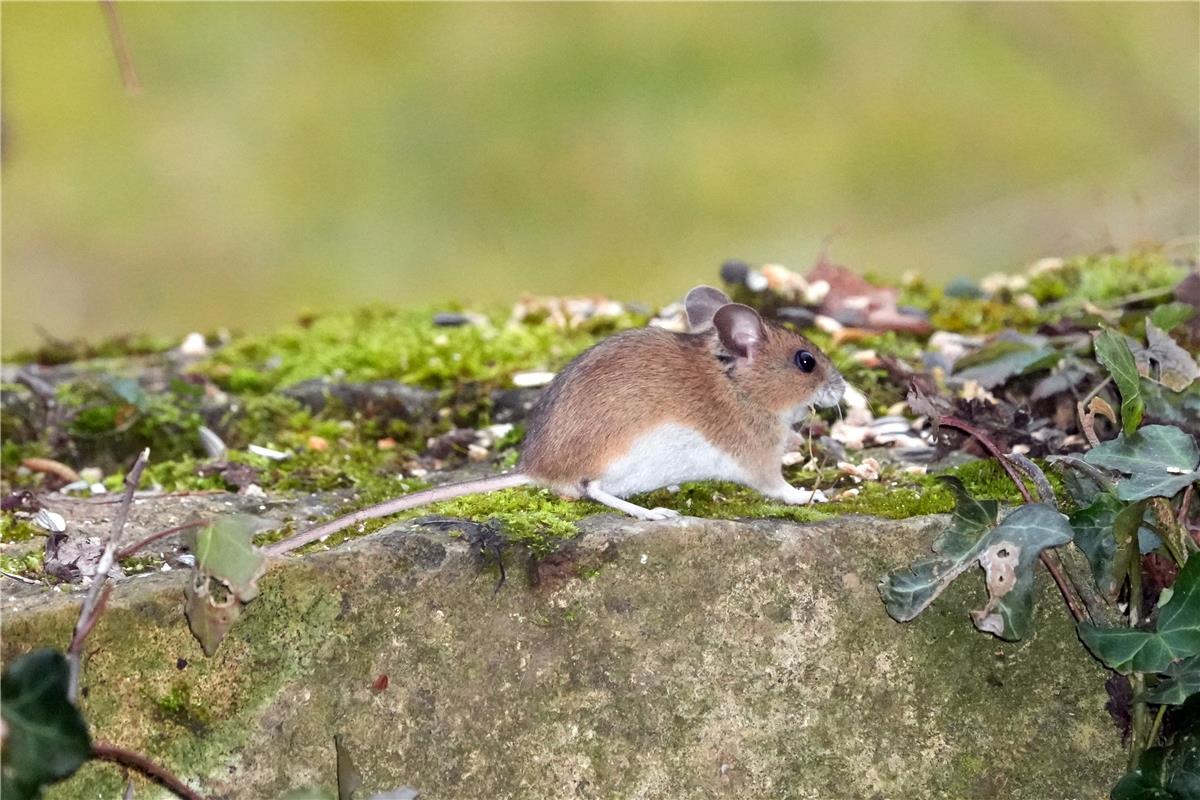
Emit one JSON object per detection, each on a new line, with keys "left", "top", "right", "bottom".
{"left": 0, "top": 569, "right": 42, "bottom": 585}
{"left": 117, "top": 519, "right": 208, "bottom": 561}
{"left": 1003, "top": 453, "right": 1056, "bottom": 510}
{"left": 937, "top": 416, "right": 1086, "bottom": 624}
{"left": 937, "top": 417, "right": 1033, "bottom": 503}
{"left": 1147, "top": 703, "right": 1168, "bottom": 748}
{"left": 1101, "top": 285, "right": 1176, "bottom": 309}
{"left": 99, "top": 0, "right": 142, "bottom": 94}
{"left": 67, "top": 448, "right": 149, "bottom": 702}
{"left": 91, "top": 742, "right": 205, "bottom": 800}
{"left": 1179, "top": 484, "right": 1194, "bottom": 528}
{"left": 68, "top": 584, "right": 112, "bottom": 654}
{"left": 1128, "top": 554, "right": 1149, "bottom": 771}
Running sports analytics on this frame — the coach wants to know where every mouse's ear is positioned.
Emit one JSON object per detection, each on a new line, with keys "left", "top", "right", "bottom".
{"left": 712, "top": 303, "right": 767, "bottom": 362}
{"left": 684, "top": 286, "right": 733, "bottom": 332}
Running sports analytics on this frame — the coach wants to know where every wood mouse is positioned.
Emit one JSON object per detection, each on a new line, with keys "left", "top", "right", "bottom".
{"left": 267, "top": 286, "right": 845, "bottom": 555}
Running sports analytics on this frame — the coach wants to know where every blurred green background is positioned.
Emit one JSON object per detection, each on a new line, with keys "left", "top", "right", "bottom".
{"left": 2, "top": 2, "right": 1197, "bottom": 351}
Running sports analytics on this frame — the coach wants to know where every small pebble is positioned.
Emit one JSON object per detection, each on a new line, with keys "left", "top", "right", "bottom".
{"left": 719, "top": 259, "right": 750, "bottom": 286}
{"left": 307, "top": 435, "right": 329, "bottom": 452}
{"left": 775, "top": 307, "right": 816, "bottom": 327}
{"left": 745, "top": 271, "right": 769, "bottom": 292}
{"left": 377, "top": 438, "right": 397, "bottom": 451}
{"left": 432, "top": 312, "right": 472, "bottom": 327}
{"left": 944, "top": 277, "right": 984, "bottom": 299}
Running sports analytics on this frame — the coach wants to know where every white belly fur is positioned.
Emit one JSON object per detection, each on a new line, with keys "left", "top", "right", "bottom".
{"left": 598, "top": 423, "right": 749, "bottom": 498}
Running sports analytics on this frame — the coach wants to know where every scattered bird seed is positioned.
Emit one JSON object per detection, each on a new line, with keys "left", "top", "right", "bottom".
{"left": 512, "top": 371, "right": 556, "bottom": 388}
{"left": 248, "top": 444, "right": 291, "bottom": 461}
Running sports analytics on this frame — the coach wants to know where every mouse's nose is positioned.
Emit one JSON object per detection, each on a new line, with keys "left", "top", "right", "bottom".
{"left": 816, "top": 372, "right": 847, "bottom": 408}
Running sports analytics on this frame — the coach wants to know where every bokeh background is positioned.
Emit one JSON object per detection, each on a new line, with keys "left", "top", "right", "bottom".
{"left": 2, "top": 2, "right": 1197, "bottom": 351}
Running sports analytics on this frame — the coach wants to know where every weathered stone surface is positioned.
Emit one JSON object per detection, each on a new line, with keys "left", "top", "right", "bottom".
{"left": 2, "top": 514, "right": 1123, "bottom": 799}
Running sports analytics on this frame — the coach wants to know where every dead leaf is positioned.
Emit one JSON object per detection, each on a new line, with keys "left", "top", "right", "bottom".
{"left": 183, "top": 574, "right": 245, "bottom": 657}
{"left": 183, "top": 517, "right": 266, "bottom": 656}
{"left": 971, "top": 542, "right": 1021, "bottom": 636}
{"left": 1143, "top": 321, "right": 1199, "bottom": 392}
{"left": 808, "top": 261, "right": 932, "bottom": 334}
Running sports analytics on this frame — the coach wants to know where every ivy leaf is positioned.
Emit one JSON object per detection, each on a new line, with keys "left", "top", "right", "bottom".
{"left": 1084, "top": 425, "right": 1200, "bottom": 502}
{"left": 879, "top": 478, "right": 1071, "bottom": 641}
{"left": 952, "top": 337, "right": 1059, "bottom": 389}
{"left": 184, "top": 517, "right": 266, "bottom": 657}
{"left": 967, "top": 503, "right": 1074, "bottom": 640}
{"left": 1094, "top": 327, "right": 1144, "bottom": 434}
{"left": 1146, "top": 656, "right": 1200, "bottom": 706}
{"left": 1068, "top": 492, "right": 1122, "bottom": 597}
{"left": 879, "top": 477, "right": 997, "bottom": 622}
{"left": 1078, "top": 554, "right": 1200, "bottom": 674}
{"left": 191, "top": 516, "right": 266, "bottom": 602}
{"left": 1111, "top": 719, "right": 1200, "bottom": 800}
{"left": 0, "top": 649, "right": 92, "bottom": 800}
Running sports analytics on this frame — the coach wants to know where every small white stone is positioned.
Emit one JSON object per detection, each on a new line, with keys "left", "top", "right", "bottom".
{"left": 639, "top": 554, "right": 648, "bottom": 565}
{"left": 180, "top": 332, "right": 208, "bottom": 357}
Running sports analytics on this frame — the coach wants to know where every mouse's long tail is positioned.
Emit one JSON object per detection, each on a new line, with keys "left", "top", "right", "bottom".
{"left": 264, "top": 471, "right": 534, "bottom": 557}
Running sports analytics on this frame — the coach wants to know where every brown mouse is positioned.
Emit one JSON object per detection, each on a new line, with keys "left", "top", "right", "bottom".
{"left": 267, "top": 286, "right": 845, "bottom": 555}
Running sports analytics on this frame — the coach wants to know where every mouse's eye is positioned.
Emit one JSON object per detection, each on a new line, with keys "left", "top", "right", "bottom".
{"left": 794, "top": 350, "right": 817, "bottom": 373}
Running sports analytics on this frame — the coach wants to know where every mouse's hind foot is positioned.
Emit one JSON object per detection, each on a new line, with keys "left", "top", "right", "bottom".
{"left": 583, "top": 482, "right": 681, "bottom": 521}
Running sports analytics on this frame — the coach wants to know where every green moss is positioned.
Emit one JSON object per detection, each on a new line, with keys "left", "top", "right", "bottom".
{"left": 0, "top": 515, "right": 42, "bottom": 544}
{"left": 0, "top": 549, "right": 43, "bottom": 576}
{"left": 409, "top": 487, "right": 592, "bottom": 556}
{"left": 831, "top": 479, "right": 955, "bottom": 518}
{"left": 196, "top": 305, "right": 647, "bottom": 394}
{"left": 151, "top": 681, "right": 214, "bottom": 734}
{"left": 7, "top": 332, "right": 175, "bottom": 366}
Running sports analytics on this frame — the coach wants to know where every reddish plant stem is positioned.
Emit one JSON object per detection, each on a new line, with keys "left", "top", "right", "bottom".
{"left": 937, "top": 416, "right": 1033, "bottom": 503}
{"left": 937, "top": 416, "right": 1086, "bottom": 624}
{"left": 117, "top": 519, "right": 209, "bottom": 561}
{"left": 92, "top": 742, "right": 205, "bottom": 800}
{"left": 99, "top": 0, "right": 142, "bottom": 93}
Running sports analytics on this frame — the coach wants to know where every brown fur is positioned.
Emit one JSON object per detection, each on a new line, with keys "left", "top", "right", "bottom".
{"left": 519, "top": 322, "right": 838, "bottom": 496}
